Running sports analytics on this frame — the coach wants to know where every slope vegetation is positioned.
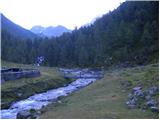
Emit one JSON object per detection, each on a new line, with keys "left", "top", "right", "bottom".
{"left": 1, "top": 1, "right": 158, "bottom": 67}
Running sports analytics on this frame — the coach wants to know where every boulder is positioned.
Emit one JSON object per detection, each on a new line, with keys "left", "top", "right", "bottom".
{"left": 17, "top": 110, "right": 31, "bottom": 119}
{"left": 16, "top": 109, "right": 39, "bottom": 119}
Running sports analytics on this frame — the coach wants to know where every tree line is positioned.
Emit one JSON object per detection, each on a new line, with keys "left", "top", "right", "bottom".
{"left": 2, "top": 1, "right": 159, "bottom": 68}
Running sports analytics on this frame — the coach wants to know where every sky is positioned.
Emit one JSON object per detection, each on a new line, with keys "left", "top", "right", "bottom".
{"left": 0, "top": 0, "right": 125, "bottom": 30}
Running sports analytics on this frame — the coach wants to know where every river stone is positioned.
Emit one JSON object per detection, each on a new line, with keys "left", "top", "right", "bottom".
{"left": 17, "top": 110, "right": 31, "bottom": 119}
{"left": 16, "top": 109, "right": 38, "bottom": 119}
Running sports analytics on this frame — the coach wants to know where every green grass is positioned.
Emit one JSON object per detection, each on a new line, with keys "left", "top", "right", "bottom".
{"left": 1, "top": 61, "right": 74, "bottom": 109}
{"left": 40, "top": 63, "right": 159, "bottom": 119}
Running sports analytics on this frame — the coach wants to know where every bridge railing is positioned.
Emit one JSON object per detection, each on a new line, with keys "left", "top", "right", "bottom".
{"left": 61, "top": 70, "right": 104, "bottom": 79}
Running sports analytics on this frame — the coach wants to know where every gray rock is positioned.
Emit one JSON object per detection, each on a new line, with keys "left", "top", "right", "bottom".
{"left": 148, "top": 86, "right": 159, "bottom": 95}
{"left": 126, "top": 100, "right": 136, "bottom": 109}
{"left": 151, "top": 106, "right": 159, "bottom": 113}
{"left": 17, "top": 110, "right": 31, "bottom": 119}
{"left": 130, "top": 97, "right": 138, "bottom": 104}
{"left": 146, "top": 99, "right": 156, "bottom": 107}
{"left": 134, "top": 90, "right": 144, "bottom": 97}
{"left": 17, "top": 93, "right": 22, "bottom": 97}
{"left": 133, "top": 86, "right": 142, "bottom": 91}
{"left": 126, "top": 101, "right": 130, "bottom": 105}
{"left": 128, "top": 93, "right": 133, "bottom": 98}
{"left": 126, "top": 97, "right": 138, "bottom": 109}
{"left": 128, "top": 104, "right": 136, "bottom": 109}
{"left": 145, "top": 95, "right": 152, "bottom": 101}
{"left": 57, "top": 100, "right": 62, "bottom": 103}
{"left": 16, "top": 109, "right": 38, "bottom": 119}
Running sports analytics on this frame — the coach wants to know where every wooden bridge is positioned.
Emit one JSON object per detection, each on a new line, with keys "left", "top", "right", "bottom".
{"left": 61, "top": 71, "right": 104, "bottom": 79}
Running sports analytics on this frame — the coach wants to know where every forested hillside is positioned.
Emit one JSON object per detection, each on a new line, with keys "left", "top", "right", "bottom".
{"left": 1, "top": 1, "right": 159, "bottom": 67}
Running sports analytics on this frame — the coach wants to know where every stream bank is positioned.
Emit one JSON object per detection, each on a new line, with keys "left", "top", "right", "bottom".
{"left": 1, "top": 68, "right": 103, "bottom": 119}
{"left": 1, "top": 63, "right": 75, "bottom": 110}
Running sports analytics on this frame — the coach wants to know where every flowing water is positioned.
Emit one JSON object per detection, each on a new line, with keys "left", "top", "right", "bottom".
{"left": 1, "top": 69, "right": 103, "bottom": 119}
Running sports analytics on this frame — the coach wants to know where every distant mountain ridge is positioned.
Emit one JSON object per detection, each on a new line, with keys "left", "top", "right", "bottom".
{"left": 1, "top": 14, "right": 37, "bottom": 39}
{"left": 31, "top": 25, "right": 71, "bottom": 37}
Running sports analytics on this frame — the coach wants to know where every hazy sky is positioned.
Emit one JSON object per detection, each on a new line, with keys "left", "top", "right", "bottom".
{"left": 0, "top": 0, "right": 125, "bottom": 30}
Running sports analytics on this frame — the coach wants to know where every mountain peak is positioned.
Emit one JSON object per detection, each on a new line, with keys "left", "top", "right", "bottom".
{"left": 31, "top": 25, "right": 71, "bottom": 37}
{"left": 31, "top": 26, "right": 45, "bottom": 34}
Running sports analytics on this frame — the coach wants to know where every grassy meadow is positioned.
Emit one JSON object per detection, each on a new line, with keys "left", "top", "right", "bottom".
{"left": 40, "top": 63, "right": 159, "bottom": 119}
